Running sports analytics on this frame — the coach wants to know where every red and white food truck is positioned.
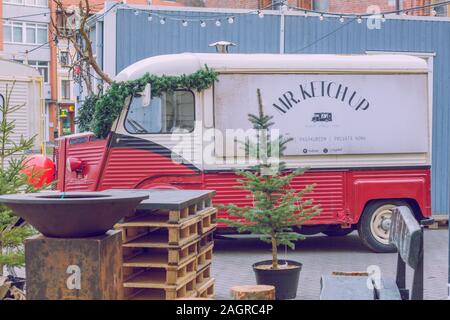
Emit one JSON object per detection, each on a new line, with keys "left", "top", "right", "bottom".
{"left": 53, "top": 53, "right": 432, "bottom": 252}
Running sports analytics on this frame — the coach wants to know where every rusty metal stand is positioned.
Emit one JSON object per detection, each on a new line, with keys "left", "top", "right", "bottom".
{"left": 25, "top": 230, "right": 123, "bottom": 300}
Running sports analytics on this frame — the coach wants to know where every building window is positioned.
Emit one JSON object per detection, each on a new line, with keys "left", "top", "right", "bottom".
{"left": 4, "top": 0, "right": 47, "bottom": 7}
{"left": 61, "top": 80, "right": 71, "bottom": 100}
{"left": 3, "top": 23, "right": 12, "bottom": 42}
{"left": 59, "top": 51, "right": 70, "bottom": 66}
{"left": 35, "top": 61, "right": 49, "bottom": 83}
{"left": 312, "top": 0, "right": 329, "bottom": 11}
{"left": 56, "top": 13, "right": 75, "bottom": 37}
{"left": 3, "top": 22, "right": 24, "bottom": 43}
{"left": 3, "top": 21, "right": 48, "bottom": 44}
{"left": 125, "top": 90, "right": 195, "bottom": 134}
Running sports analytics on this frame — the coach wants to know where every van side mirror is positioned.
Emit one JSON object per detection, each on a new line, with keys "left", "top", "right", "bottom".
{"left": 141, "top": 83, "right": 152, "bottom": 107}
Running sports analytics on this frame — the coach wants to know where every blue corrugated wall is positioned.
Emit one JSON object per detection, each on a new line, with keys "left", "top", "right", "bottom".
{"left": 115, "top": 9, "right": 281, "bottom": 71}
{"left": 115, "top": 8, "right": 450, "bottom": 215}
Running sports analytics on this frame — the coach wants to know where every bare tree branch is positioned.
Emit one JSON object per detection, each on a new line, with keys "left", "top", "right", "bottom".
{"left": 78, "top": 0, "right": 113, "bottom": 84}
{"left": 52, "top": 0, "right": 112, "bottom": 91}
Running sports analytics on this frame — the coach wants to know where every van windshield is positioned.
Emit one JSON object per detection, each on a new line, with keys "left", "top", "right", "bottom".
{"left": 124, "top": 90, "right": 195, "bottom": 134}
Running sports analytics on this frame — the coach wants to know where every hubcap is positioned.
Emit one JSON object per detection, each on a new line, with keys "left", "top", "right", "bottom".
{"left": 381, "top": 218, "right": 391, "bottom": 231}
{"left": 370, "top": 205, "right": 395, "bottom": 245}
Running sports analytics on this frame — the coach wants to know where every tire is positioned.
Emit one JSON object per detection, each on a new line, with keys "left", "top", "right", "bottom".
{"left": 322, "top": 225, "right": 354, "bottom": 237}
{"left": 357, "top": 200, "right": 410, "bottom": 253}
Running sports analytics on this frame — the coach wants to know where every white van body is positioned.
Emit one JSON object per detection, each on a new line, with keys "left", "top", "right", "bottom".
{"left": 115, "top": 53, "right": 431, "bottom": 171}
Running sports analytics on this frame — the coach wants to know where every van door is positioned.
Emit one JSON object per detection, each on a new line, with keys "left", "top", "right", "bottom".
{"left": 99, "top": 90, "right": 204, "bottom": 189}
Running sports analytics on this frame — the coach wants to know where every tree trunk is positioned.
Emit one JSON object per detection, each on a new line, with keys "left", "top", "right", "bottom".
{"left": 271, "top": 236, "right": 278, "bottom": 269}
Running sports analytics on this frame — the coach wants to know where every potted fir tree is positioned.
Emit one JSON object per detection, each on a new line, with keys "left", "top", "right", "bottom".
{"left": 220, "top": 89, "right": 321, "bottom": 299}
{"left": 0, "top": 83, "right": 49, "bottom": 298}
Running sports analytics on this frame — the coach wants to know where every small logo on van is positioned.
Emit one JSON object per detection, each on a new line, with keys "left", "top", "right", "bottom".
{"left": 312, "top": 112, "right": 332, "bottom": 122}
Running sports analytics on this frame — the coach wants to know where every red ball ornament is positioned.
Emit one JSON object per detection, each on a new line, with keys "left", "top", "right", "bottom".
{"left": 21, "top": 155, "right": 55, "bottom": 188}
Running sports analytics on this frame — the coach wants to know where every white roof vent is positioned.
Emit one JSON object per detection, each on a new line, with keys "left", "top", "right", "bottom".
{"left": 209, "top": 41, "right": 237, "bottom": 53}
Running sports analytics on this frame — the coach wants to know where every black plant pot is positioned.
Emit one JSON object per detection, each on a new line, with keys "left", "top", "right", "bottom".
{"left": 252, "top": 260, "right": 302, "bottom": 300}
{"left": 7, "top": 275, "right": 25, "bottom": 291}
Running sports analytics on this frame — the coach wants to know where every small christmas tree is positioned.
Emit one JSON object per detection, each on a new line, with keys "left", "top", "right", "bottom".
{"left": 220, "top": 89, "right": 321, "bottom": 269}
{"left": 0, "top": 83, "right": 47, "bottom": 276}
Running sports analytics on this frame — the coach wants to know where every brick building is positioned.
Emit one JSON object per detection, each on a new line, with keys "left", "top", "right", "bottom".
{"left": 181, "top": 0, "right": 449, "bottom": 16}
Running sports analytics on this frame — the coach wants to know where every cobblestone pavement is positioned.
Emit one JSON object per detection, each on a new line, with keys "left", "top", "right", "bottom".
{"left": 211, "top": 229, "right": 448, "bottom": 300}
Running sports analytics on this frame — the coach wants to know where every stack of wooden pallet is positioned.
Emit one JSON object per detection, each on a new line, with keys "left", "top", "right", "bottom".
{"left": 115, "top": 190, "right": 217, "bottom": 300}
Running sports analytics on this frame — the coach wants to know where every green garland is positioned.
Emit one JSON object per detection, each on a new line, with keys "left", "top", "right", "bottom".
{"left": 77, "top": 66, "right": 218, "bottom": 138}
{"left": 76, "top": 94, "right": 98, "bottom": 133}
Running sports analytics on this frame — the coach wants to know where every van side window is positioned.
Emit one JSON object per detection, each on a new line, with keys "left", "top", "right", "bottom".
{"left": 124, "top": 90, "right": 195, "bottom": 134}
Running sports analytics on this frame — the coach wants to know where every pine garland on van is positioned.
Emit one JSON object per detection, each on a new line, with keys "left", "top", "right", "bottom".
{"left": 77, "top": 65, "right": 218, "bottom": 138}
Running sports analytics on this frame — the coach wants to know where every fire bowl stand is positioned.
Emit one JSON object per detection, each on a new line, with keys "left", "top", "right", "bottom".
{"left": 24, "top": 230, "right": 123, "bottom": 300}
{"left": 0, "top": 190, "right": 149, "bottom": 300}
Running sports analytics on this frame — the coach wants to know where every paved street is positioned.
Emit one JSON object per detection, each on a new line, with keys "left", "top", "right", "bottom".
{"left": 211, "top": 229, "right": 448, "bottom": 300}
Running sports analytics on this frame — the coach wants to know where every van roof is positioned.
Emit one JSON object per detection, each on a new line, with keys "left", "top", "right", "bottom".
{"left": 115, "top": 53, "right": 428, "bottom": 81}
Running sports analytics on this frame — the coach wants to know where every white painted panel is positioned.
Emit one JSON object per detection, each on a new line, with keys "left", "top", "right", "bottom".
{"left": 0, "top": 81, "right": 29, "bottom": 140}
{"left": 0, "top": 80, "right": 41, "bottom": 153}
{"left": 214, "top": 73, "right": 429, "bottom": 156}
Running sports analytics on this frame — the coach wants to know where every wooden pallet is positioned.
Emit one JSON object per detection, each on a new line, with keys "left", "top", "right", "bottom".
{"left": 115, "top": 190, "right": 216, "bottom": 300}
{"left": 130, "top": 198, "right": 215, "bottom": 224}
{"left": 197, "top": 243, "right": 213, "bottom": 272}
{"left": 197, "top": 207, "right": 218, "bottom": 235}
{"left": 117, "top": 212, "right": 200, "bottom": 228}
{"left": 197, "top": 197, "right": 213, "bottom": 211}
{"left": 123, "top": 256, "right": 197, "bottom": 289}
{"left": 125, "top": 276, "right": 197, "bottom": 300}
{"left": 196, "top": 263, "right": 213, "bottom": 296}
{"left": 131, "top": 204, "right": 200, "bottom": 224}
{"left": 197, "top": 278, "right": 214, "bottom": 298}
{"left": 123, "top": 264, "right": 197, "bottom": 290}
{"left": 426, "top": 215, "right": 448, "bottom": 229}
{"left": 163, "top": 201, "right": 213, "bottom": 223}
{"left": 119, "top": 225, "right": 153, "bottom": 244}
{"left": 120, "top": 216, "right": 200, "bottom": 247}
{"left": 123, "top": 240, "right": 198, "bottom": 267}
{"left": 198, "top": 228, "right": 214, "bottom": 253}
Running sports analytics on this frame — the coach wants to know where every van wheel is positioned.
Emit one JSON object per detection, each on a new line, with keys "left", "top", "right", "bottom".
{"left": 358, "top": 200, "right": 409, "bottom": 253}
{"left": 322, "top": 225, "right": 354, "bottom": 236}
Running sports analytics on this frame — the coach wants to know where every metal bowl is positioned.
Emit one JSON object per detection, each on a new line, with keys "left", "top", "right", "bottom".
{"left": 0, "top": 191, "right": 149, "bottom": 238}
